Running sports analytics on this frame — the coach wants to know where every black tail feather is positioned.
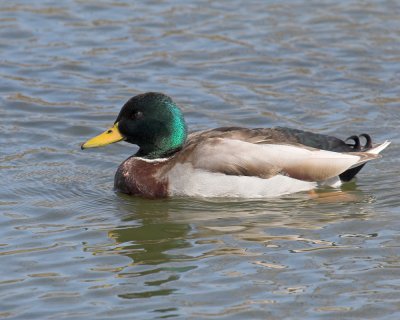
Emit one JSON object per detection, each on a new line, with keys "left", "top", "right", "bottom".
{"left": 339, "top": 163, "right": 366, "bottom": 182}
{"left": 340, "top": 133, "right": 373, "bottom": 181}
{"left": 359, "top": 133, "right": 372, "bottom": 149}
{"left": 345, "top": 133, "right": 372, "bottom": 152}
{"left": 345, "top": 135, "right": 361, "bottom": 151}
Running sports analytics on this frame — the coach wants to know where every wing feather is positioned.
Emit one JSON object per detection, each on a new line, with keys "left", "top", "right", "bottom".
{"left": 177, "top": 137, "right": 378, "bottom": 182}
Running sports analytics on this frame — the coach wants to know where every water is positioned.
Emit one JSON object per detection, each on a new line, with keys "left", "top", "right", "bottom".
{"left": 1, "top": 0, "right": 400, "bottom": 319}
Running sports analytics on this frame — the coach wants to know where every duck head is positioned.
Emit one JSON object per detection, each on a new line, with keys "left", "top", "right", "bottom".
{"left": 81, "top": 92, "right": 188, "bottom": 159}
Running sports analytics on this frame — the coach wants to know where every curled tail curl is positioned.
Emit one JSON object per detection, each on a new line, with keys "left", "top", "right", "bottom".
{"left": 345, "top": 133, "right": 372, "bottom": 151}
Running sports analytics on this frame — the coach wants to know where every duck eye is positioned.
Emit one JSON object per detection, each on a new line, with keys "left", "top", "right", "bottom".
{"left": 132, "top": 111, "right": 143, "bottom": 120}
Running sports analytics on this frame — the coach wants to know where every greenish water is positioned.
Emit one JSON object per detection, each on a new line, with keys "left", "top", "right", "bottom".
{"left": 1, "top": 1, "right": 400, "bottom": 319}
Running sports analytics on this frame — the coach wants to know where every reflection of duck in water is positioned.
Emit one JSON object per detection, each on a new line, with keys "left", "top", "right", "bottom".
{"left": 106, "top": 200, "right": 193, "bottom": 300}
{"left": 108, "top": 213, "right": 190, "bottom": 265}
{"left": 82, "top": 92, "right": 390, "bottom": 198}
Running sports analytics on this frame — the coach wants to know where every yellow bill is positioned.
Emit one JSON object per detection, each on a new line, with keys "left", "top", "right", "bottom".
{"left": 81, "top": 123, "right": 124, "bottom": 149}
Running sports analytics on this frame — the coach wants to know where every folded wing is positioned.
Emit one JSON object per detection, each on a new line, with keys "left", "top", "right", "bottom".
{"left": 182, "top": 137, "right": 380, "bottom": 182}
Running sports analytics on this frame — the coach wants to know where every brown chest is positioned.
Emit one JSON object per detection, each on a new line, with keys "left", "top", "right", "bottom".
{"left": 114, "top": 158, "right": 169, "bottom": 198}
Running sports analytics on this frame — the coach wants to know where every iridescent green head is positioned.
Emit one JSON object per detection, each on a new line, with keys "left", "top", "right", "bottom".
{"left": 81, "top": 92, "right": 188, "bottom": 159}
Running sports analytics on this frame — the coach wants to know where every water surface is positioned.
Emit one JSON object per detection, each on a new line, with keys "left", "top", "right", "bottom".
{"left": 1, "top": 1, "right": 400, "bottom": 319}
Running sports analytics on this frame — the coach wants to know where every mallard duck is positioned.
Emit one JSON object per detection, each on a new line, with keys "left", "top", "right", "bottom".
{"left": 81, "top": 92, "right": 390, "bottom": 198}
